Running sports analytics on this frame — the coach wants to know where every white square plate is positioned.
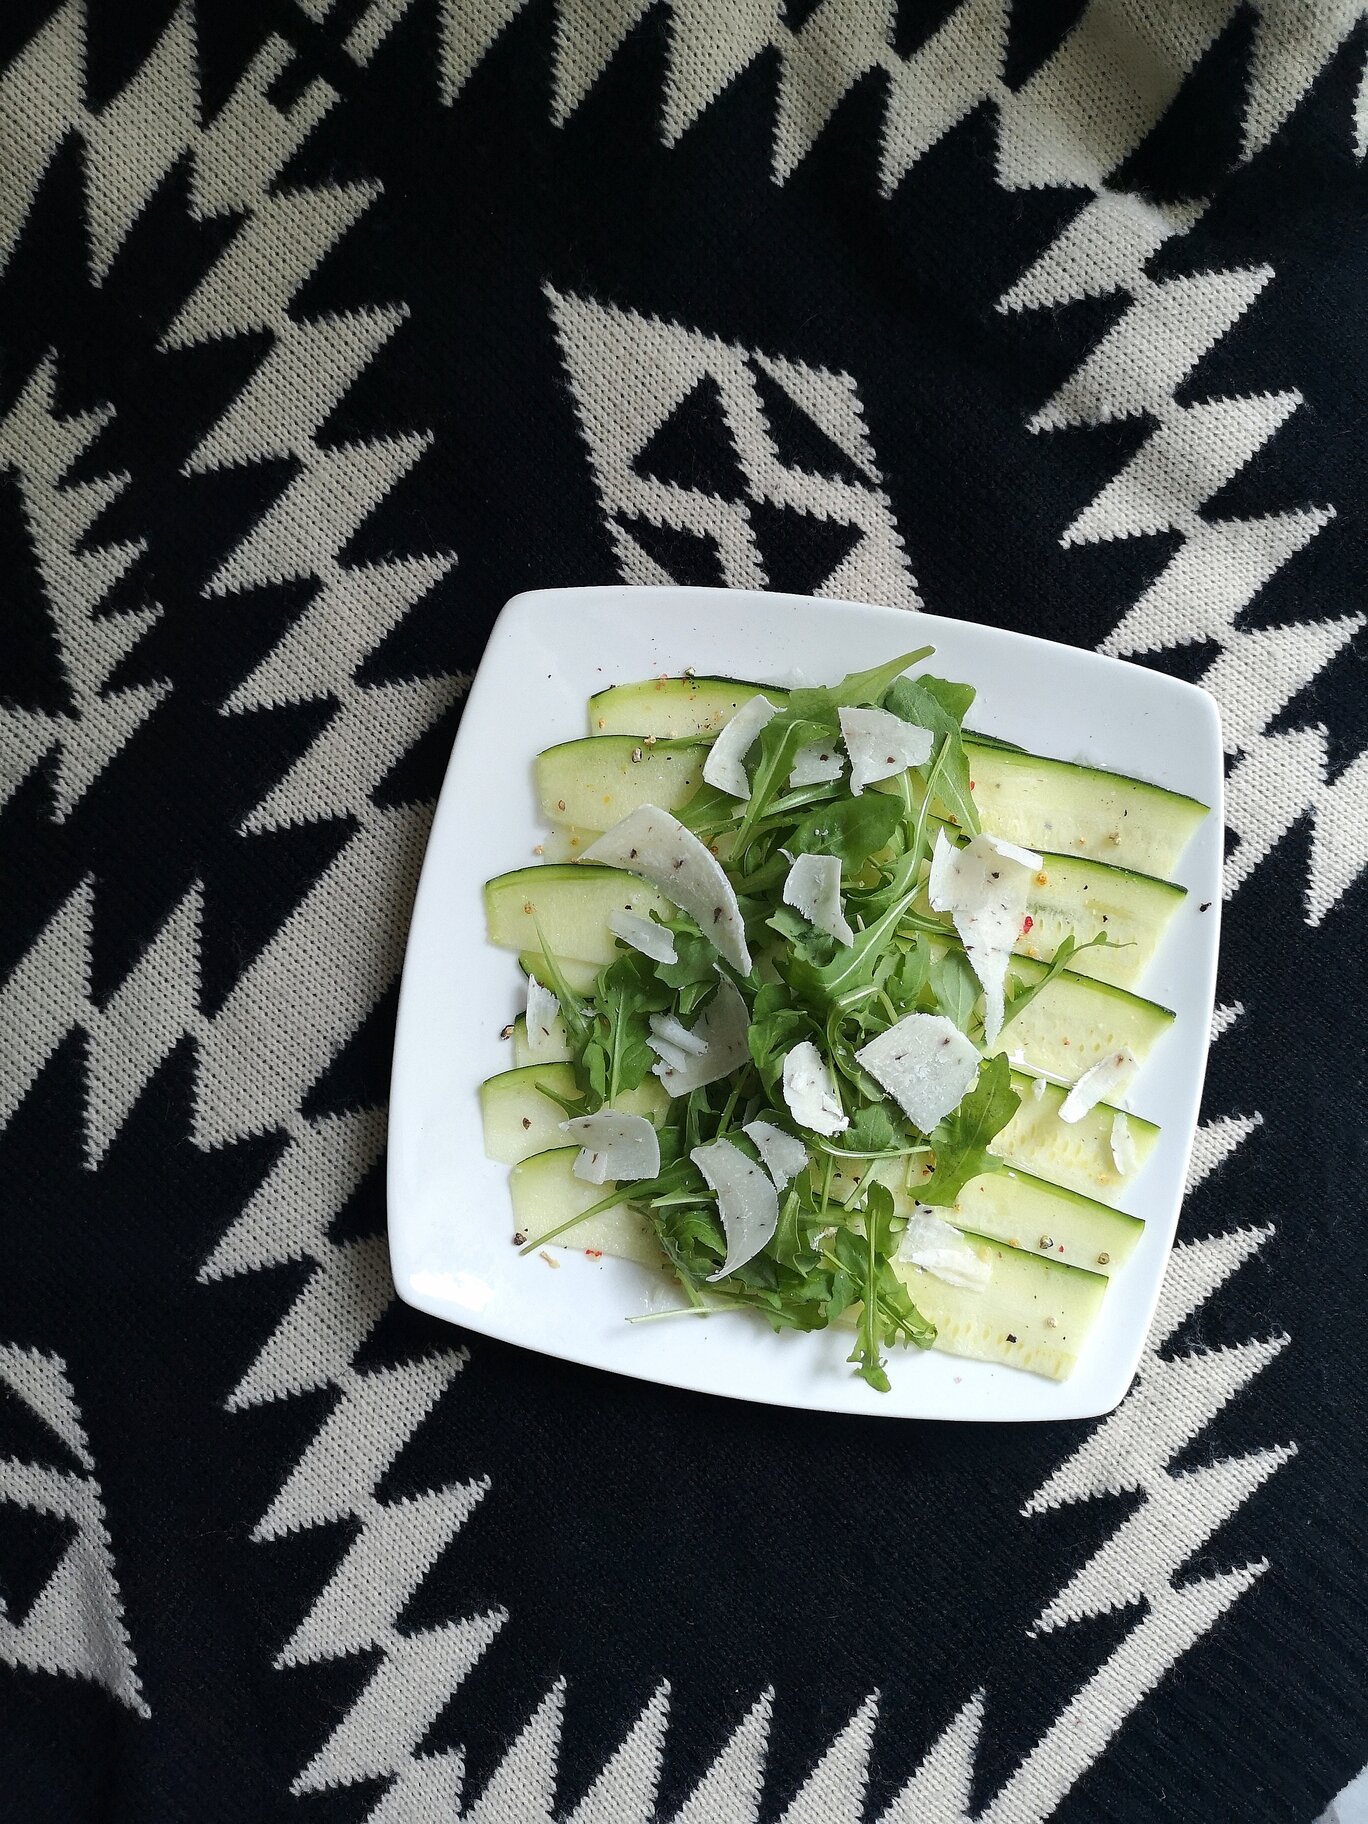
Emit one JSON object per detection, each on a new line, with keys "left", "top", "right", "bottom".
{"left": 389, "top": 587, "right": 1223, "bottom": 1420}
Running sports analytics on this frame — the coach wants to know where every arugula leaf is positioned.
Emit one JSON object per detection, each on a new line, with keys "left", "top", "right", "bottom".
{"left": 532, "top": 1080, "right": 588, "bottom": 1117}
{"left": 885, "top": 675, "right": 980, "bottom": 836}
{"left": 529, "top": 915, "right": 594, "bottom": 1051}
{"left": 747, "top": 984, "right": 811, "bottom": 1099}
{"left": 886, "top": 938, "right": 930, "bottom": 1013}
{"left": 787, "top": 878, "right": 923, "bottom": 1012}
{"left": 929, "top": 949, "right": 980, "bottom": 1034}
{"left": 917, "top": 1053, "right": 1020, "bottom": 1206}
{"left": 786, "top": 646, "right": 934, "bottom": 719}
{"left": 520, "top": 1158, "right": 701, "bottom": 1253}
{"left": 910, "top": 675, "right": 974, "bottom": 723}
{"left": 652, "top": 923, "right": 721, "bottom": 1019}
{"left": 731, "top": 714, "right": 832, "bottom": 855}
{"left": 586, "top": 953, "right": 668, "bottom": 1101}
{"left": 842, "top": 1184, "right": 935, "bottom": 1390}
{"left": 787, "top": 793, "right": 902, "bottom": 867}
{"left": 997, "top": 931, "right": 1113, "bottom": 1033}
{"left": 678, "top": 782, "right": 745, "bottom": 837}
{"left": 848, "top": 1103, "right": 907, "bottom": 1152}
{"left": 766, "top": 903, "right": 837, "bottom": 966}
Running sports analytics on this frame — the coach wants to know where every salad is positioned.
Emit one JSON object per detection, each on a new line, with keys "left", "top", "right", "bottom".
{"left": 478, "top": 649, "right": 1206, "bottom": 1390}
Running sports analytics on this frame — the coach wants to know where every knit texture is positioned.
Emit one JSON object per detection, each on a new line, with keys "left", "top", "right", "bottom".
{"left": 0, "top": 3, "right": 1365, "bottom": 1819}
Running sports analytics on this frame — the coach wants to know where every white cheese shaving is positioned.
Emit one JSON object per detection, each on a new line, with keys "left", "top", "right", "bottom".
{"left": 856, "top": 1013, "right": 980, "bottom": 1135}
{"left": 743, "top": 1119, "right": 808, "bottom": 1192}
{"left": 1031, "top": 1074, "right": 1047, "bottom": 1101}
{"left": 607, "top": 907, "right": 677, "bottom": 965}
{"left": 691, "top": 1137, "right": 779, "bottom": 1280}
{"left": 650, "top": 1011, "right": 709, "bottom": 1056}
{"left": 926, "top": 828, "right": 1042, "bottom": 1045}
{"left": 581, "top": 803, "right": 751, "bottom": 974}
{"left": 646, "top": 1033, "right": 690, "bottom": 1074}
{"left": 649, "top": 976, "right": 750, "bottom": 1094}
{"left": 1059, "top": 1048, "right": 1138, "bottom": 1124}
{"left": 782, "top": 852, "right": 854, "bottom": 945}
{"left": 979, "top": 831, "right": 1046, "bottom": 870}
{"left": 559, "top": 1110, "right": 661, "bottom": 1186}
{"left": 524, "top": 976, "right": 562, "bottom": 1060}
{"left": 702, "top": 693, "right": 779, "bottom": 799}
{"left": 788, "top": 741, "right": 845, "bottom": 788}
{"left": 782, "top": 1040, "right": 849, "bottom": 1136}
{"left": 1110, "top": 1110, "right": 1138, "bottom": 1176}
{"left": 838, "top": 705, "right": 934, "bottom": 795}
{"left": 896, "top": 1211, "right": 991, "bottom": 1290}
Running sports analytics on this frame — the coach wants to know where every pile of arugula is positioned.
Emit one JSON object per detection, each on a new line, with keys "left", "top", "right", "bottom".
{"left": 529, "top": 650, "right": 1104, "bottom": 1392}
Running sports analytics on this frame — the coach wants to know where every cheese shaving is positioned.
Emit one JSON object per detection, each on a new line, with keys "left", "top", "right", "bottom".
{"left": 927, "top": 828, "right": 1041, "bottom": 1044}
{"left": 691, "top": 1137, "right": 779, "bottom": 1280}
{"left": 650, "top": 1011, "right": 709, "bottom": 1056}
{"left": 896, "top": 1211, "right": 991, "bottom": 1290}
{"left": 980, "top": 831, "right": 1045, "bottom": 870}
{"left": 524, "top": 976, "right": 561, "bottom": 1060}
{"left": 1110, "top": 1110, "right": 1138, "bottom": 1176}
{"left": 782, "top": 852, "right": 854, "bottom": 945}
{"left": 782, "top": 1040, "right": 849, "bottom": 1136}
{"left": 743, "top": 1119, "right": 808, "bottom": 1192}
{"left": 838, "top": 705, "right": 934, "bottom": 795}
{"left": 650, "top": 976, "right": 750, "bottom": 1094}
{"left": 581, "top": 803, "right": 751, "bottom": 974}
{"left": 1059, "top": 1048, "right": 1138, "bottom": 1124}
{"left": 559, "top": 1110, "right": 661, "bottom": 1186}
{"left": 607, "top": 907, "right": 677, "bottom": 965}
{"left": 788, "top": 741, "right": 845, "bottom": 788}
{"left": 856, "top": 1012, "right": 980, "bottom": 1135}
{"left": 645, "top": 1032, "right": 690, "bottom": 1074}
{"left": 702, "top": 693, "right": 779, "bottom": 799}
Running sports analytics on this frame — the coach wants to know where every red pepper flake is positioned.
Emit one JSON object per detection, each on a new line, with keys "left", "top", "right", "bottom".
{"left": 1021, "top": 914, "right": 1033, "bottom": 935}
{"left": 584, "top": 1248, "right": 603, "bottom": 1259}
{"left": 1057, "top": 1244, "right": 1065, "bottom": 1253}
{"left": 968, "top": 781, "right": 975, "bottom": 791}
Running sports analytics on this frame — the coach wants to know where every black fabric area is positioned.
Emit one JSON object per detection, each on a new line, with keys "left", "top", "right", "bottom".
{"left": 616, "top": 516, "right": 729, "bottom": 588}
{"left": 747, "top": 496, "right": 863, "bottom": 594}
{"left": 629, "top": 374, "right": 749, "bottom": 500}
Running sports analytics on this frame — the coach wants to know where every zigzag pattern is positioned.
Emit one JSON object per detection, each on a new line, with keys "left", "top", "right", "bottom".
{"left": 1000, "top": 74, "right": 1367, "bottom": 928}
{"left": 0, "top": 1346, "right": 147, "bottom": 1716}
{"left": 162, "top": 34, "right": 486, "bottom": 1819}
{"left": 440, "top": 1033, "right": 1282, "bottom": 1824}
{"left": 450, "top": 1679, "right": 988, "bottom": 1823}
{"left": 0, "top": 14, "right": 486, "bottom": 1812}
{"left": 1037, "top": 257, "right": 1365, "bottom": 923}
{"left": 0, "top": 352, "right": 168, "bottom": 821}
{"left": 300, "top": 0, "right": 1366, "bottom": 192}
{"left": 0, "top": 877, "right": 200, "bottom": 1166}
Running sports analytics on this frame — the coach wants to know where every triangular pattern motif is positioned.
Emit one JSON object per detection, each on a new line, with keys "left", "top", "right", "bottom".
{"left": 298, "top": 0, "right": 1367, "bottom": 194}
{"left": 547, "top": 287, "right": 918, "bottom": 608}
{"left": 149, "top": 33, "right": 490, "bottom": 1819}
{"left": 0, "top": 16, "right": 491, "bottom": 1818}
{"left": 0, "top": 1347, "right": 147, "bottom": 1716}
{"left": 0, "top": 352, "right": 168, "bottom": 821}
{"left": 997, "top": 28, "right": 1368, "bottom": 928}
{"left": 970, "top": 1024, "right": 1291, "bottom": 1822}
{"left": 1019, "top": 246, "right": 1365, "bottom": 924}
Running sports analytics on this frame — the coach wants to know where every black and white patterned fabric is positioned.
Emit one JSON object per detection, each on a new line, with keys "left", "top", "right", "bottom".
{"left": 1, "top": 4, "right": 1365, "bottom": 1819}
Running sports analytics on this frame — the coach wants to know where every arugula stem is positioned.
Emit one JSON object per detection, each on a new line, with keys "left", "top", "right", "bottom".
{"left": 908, "top": 738, "right": 949, "bottom": 877}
